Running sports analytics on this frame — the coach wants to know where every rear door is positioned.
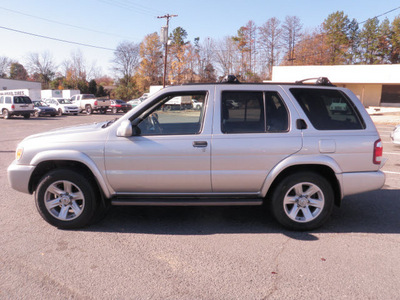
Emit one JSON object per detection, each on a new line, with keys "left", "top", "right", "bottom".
{"left": 211, "top": 85, "right": 303, "bottom": 193}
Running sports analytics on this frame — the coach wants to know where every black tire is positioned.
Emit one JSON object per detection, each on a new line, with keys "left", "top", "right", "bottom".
{"left": 35, "top": 169, "right": 98, "bottom": 229}
{"left": 23, "top": 114, "right": 30, "bottom": 119}
{"left": 270, "top": 172, "right": 334, "bottom": 231}
{"left": 3, "top": 109, "right": 9, "bottom": 119}
{"left": 86, "top": 105, "right": 92, "bottom": 115}
{"left": 100, "top": 108, "right": 107, "bottom": 114}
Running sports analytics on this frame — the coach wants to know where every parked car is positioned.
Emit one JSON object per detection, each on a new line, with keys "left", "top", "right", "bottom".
{"left": 110, "top": 99, "right": 132, "bottom": 114}
{"left": 128, "top": 98, "right": 145, "bottom": 108}
{"left": 32, "top": 101, "right": 57, "bottom": 117}
{"left": 391, "top": 125, "right": 400, "bottom": 145}
{"left": 191, "top": 99, "right": 203, "bottom": 110}
{"left": 8, "top": 76, "right": 385, "bottom": 231}
{"left": 0, "top": 95, "right": 34, "bottom": 119}
{"left": 45, "top": 98, "right": 79, "bottom": 116}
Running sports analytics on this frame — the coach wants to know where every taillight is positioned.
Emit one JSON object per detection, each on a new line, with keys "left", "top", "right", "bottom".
{"left": 373, "top": 139, "right": 383, "bottom": 164}
{"left": 11, "top": 104, "right": 15, "bottom": 109}
{"left": 94, "top": 100, "right": 98, "bottom": 105}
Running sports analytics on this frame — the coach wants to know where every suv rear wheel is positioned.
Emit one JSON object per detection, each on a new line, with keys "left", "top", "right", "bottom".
{"left": 35, "top": 169, "right": 97, "bottom": 229}
{"left": 270, "top": 172, "right": 334, "bottom": 231}
{"left": 2, "top": 109, "right": 9, "bottom": 119}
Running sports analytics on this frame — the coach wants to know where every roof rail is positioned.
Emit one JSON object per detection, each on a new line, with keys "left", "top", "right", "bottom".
{"left": 295, "top": 77, "right": 335, "bottom": 87}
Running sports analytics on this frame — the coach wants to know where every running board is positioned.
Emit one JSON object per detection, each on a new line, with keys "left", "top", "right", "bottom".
{"left": 111, "top": 196, "right": 263, "bottom": 206}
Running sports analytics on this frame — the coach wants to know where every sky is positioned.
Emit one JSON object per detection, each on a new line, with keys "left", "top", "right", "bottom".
{"left": 1, "top": 0, "right": 400, "bottom": 78}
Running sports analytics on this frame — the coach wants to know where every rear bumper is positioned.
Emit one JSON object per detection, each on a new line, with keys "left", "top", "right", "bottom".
{"left": 7, "top": 160, "right": 35, "bottom": 194}
{"left": 10, "top": 110, "right": 35, "bottom": 115}
{"left": 341, "top": 171, "right": 385, "bottom": 197}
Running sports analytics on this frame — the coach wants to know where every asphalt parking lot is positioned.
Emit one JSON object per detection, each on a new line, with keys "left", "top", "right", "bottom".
{"left": 1, "top": 112, "right": 399, "bottom": 299}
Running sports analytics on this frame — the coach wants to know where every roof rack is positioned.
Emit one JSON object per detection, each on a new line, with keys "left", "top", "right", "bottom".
{"left": 220, "top": 75, "right": 241, "bottom": 84}
{"left": 295, "top": 77, "right": 335, "bottom": 86}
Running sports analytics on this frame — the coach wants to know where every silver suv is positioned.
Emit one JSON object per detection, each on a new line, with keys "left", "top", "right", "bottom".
{"left": 7, "top": 77, "right": 385, "bottom": 230}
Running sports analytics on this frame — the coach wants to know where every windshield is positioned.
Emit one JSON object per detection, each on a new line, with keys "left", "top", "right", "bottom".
{"left": 57, "top": 99, "right": 72, "bottom": 104}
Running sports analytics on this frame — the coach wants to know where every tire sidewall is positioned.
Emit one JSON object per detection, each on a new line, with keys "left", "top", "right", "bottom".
{"left": 35, "top": 169, "right": 97, "bottom": 229}
{"left": 270, "top": 172, "right": 334, "bottom": 231}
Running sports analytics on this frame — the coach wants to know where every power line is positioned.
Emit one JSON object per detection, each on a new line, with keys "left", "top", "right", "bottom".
{"left": 0, "top": 6, "right": 134, "bottom": 40}
{"left": 0, "top": 25, "right": 117, "bottom": 52}
{"left": 358, "top": 6, "right": 400, "bottom": 24}
{"left": 97, "top": 0, "right": 164, "bottom": 16}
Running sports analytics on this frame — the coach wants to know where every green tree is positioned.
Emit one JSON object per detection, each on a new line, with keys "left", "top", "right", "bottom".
{"left": 359, "top": 18, "right": 380, "bottom": 64}
{"left": 390, "top": 16, "right": 400, "bottom": 63}
{"left": 323, "top": 11, "right": 351, "bottom": 64}
{"left": 88, "top": 79, "right": 97, "bottom": 95}
{"left": 10, "top": 62, "right": 28, "bottom": 80}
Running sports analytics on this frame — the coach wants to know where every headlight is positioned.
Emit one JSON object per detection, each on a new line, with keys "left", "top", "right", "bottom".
{"left": 16, "top": 147, "right": 23, "bottom": 161}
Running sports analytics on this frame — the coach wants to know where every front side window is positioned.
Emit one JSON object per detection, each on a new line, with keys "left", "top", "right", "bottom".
{"left": 221, "top": 91, "right": 289, "bottom": 134}
{"left": 137, "top": 92, "right": 207, "bottom": 136}
{"left": 290, "top": 88, "right": 365, "bottom": 130}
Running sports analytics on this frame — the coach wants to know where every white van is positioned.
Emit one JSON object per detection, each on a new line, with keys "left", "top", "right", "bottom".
{"left": 0, "top": 95, "right": 35, "bottom": 119}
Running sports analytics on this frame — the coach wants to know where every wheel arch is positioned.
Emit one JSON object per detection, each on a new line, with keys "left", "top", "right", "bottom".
{"left": 28, "top": 151, "right": 111, "bottom": 199}
{"left": 262, "top": 162, "right": 342, "bottom": 207}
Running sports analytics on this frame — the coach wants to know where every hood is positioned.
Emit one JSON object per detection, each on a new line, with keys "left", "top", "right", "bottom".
{"left": 22, "top": 122, "right": 107, "bottom": 142}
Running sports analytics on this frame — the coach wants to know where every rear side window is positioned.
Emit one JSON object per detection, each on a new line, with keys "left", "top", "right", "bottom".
{"left": 290, "top": 88, "right": 365, "bottom": 130}
{"left": 221, "top": 91, "right": 289, "bottom": 134}
{"left": 5, "top": 97, "right": 11, "bottom": 104}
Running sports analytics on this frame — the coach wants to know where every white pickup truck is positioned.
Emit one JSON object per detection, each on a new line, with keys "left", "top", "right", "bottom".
{"left": 70, "top": 94, "right": 111, "bottom": 114}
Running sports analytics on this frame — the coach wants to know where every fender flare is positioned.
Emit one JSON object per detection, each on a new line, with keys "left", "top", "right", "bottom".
{"left": 30, "top": 150, "right": 111, "bottom": 198}
{"left": 260, "top": 154, "right": 343, "bottom": 198}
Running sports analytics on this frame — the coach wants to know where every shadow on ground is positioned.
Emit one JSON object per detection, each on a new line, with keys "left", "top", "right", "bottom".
{"left": 84, "top": 189, "right": 400, "bottom": 241}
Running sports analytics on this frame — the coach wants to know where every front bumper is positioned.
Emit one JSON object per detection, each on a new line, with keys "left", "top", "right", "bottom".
{"left": 7, "top": 160, "right": 35, "bottom": 194}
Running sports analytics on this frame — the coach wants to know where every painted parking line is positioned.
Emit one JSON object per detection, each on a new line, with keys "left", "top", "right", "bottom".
{"left": 384, "top": 171, "right": 400, "bottom": 175}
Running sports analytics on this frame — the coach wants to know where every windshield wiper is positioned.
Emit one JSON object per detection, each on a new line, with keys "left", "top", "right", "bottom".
{"left": 102, "top": 118, "right": 119, "bottom": 128}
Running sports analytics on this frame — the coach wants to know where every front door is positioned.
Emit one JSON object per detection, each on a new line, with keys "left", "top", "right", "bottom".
{"left": 105, "top": 89, "right": 213, "bottom": 194}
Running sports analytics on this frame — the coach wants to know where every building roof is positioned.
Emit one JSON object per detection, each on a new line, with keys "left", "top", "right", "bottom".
{"left": 272, "top": 65, "right": 400, "bottom": 84}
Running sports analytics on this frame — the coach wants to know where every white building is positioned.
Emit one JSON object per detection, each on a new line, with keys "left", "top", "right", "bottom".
{"left": 0, "top": 78, "right": 41, "bottom": 94}
{"left": 271, "top": 65, "right": 400, "bottom": 107}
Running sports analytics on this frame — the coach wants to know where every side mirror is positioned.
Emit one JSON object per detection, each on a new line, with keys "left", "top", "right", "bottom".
{"left": 116, "top": 120, "right": 133, "bottom": 137}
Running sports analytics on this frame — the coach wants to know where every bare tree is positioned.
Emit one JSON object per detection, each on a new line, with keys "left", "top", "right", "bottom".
{"left": 113, "top": 41, "right": 140, "bottom": 85}
{"left": 212, "top": 37, "right": 236, "bottom": 76}
{"left": 26, "top": 51, "right": 56, "bottom": 88}
{"left": 259, "top": 17, "right": 282, "bottom": 79}
{"left": 0, "top": 56, "right": 11, "bottom": 78}
{"left": 282, "top": 16, "right": 303, "bottom": 64}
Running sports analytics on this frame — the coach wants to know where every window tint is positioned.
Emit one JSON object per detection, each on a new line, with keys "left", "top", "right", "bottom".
{"left": 221, "top": 91, "right": 289, "bottom": 134}
{"left": 5, "top": 97, "right": 11, "bottom": 104}
{"left": 290, "top": 88, "right": 365, "bottom": 130}
{"left": 221, "top": 91, "right": 264, "bottom": 133}
{"left": 137, "top": 92, "right": 207, "bottom": 136}
{"left": 265, "top": 92, "right": 289, "bottom": 132}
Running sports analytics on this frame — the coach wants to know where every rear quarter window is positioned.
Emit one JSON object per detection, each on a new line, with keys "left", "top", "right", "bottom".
{"left": 290, "top": 88, "right": 365, "bottom": 130}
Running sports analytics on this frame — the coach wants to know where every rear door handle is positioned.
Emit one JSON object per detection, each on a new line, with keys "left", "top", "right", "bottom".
{"left": 192, "top": 141, "right": 208, "bottom": 148}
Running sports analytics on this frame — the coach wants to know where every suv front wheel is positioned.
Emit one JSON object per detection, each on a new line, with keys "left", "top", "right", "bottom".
{"left": 270, "top": 172, "right": 334, "bottom": 231}
{"left": 35, "top": 169, "right": 97, "bottom": 229}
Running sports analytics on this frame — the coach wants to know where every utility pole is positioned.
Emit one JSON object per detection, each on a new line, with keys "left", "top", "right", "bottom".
{"left": 157, "top": 14, "right": 178, "bottom": 88}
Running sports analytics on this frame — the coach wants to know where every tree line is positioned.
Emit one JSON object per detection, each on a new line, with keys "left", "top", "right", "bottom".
{"left": 0, "top": 10, "right": 399, "bottom": 100}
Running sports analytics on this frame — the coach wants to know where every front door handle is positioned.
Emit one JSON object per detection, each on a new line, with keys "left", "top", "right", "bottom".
{"left": 193, "top": 141, "right": 208, "bottom": 148}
